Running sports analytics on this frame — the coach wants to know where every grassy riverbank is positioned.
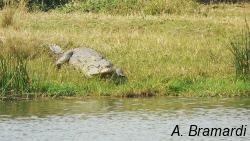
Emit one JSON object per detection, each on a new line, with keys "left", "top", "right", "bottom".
{"left": 0, "top": 2, "right": 250, "bottom": 98}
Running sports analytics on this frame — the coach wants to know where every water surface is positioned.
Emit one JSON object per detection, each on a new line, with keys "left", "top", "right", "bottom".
{"left": 0, "top": 97, "right": 249, "bottom": 141}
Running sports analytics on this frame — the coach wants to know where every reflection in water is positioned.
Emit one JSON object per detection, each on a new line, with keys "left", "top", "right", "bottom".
{"left": 0, "top": 97, "right": 249, "bottom": 141}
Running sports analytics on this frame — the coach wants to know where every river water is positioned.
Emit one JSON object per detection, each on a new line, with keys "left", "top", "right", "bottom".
{"left": 0, "top": 97, "right": 249, "bottom": 141}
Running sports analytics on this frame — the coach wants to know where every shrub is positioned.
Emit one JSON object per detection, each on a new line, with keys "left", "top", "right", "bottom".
{"left": 27, "top": 0, "right": 71, "bottom": 11}
{"left": 0, "top": 0, "right": 71, "bottom": 11}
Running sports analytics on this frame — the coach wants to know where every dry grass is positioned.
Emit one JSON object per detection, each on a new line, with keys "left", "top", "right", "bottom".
{"left": 59, "top": 0, "right": 199, "bottom": 15}
{"left": 1, "top": 6, "right": 15, "bottom": 27}
{"left": 229, "top": 21, "right": 250, "bottom": 80}
{"left": 0, "top": 3, "right": 250, "bottom": 97}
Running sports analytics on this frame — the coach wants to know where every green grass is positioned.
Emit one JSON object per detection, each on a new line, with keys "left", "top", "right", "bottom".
{"left": 0, "top": 3, "right": 250, "bottom": 98}
{"left": 0, "top": 53, "right": 30, "bottom": 95}
{"left": 229, "top": 23, "right": 250, "bottom": 80}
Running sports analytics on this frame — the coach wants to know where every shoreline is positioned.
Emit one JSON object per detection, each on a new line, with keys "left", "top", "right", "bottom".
{"left": 1, "top": 91, "right": 249, "bottom": 101}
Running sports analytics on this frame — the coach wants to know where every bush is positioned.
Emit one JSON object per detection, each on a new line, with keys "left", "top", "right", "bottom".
{"left": 0, "top": 0, "right": 71, "bottom": 11}
{"left": 27, "top": 0, "right": 71, "bottom": 11}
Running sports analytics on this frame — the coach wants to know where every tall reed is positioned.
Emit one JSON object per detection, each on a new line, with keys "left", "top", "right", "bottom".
{"left": 0, "top": 53, "right": 30, "bottom": 96}
{"left": 229, "top": 22, "right": 250, "bottom": 80}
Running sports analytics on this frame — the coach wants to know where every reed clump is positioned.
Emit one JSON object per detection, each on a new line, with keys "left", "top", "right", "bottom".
{"left": 0, "top": 36, "right": 46, "bottom": 96}
{"left": 0, "top": 36, "right": 78, "bottom": 96}
{"left": 0, "top": 53, "right": 30, "bottom": 96}
{"left": 229, "top": 22, "right": 250, "bottom": 81}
